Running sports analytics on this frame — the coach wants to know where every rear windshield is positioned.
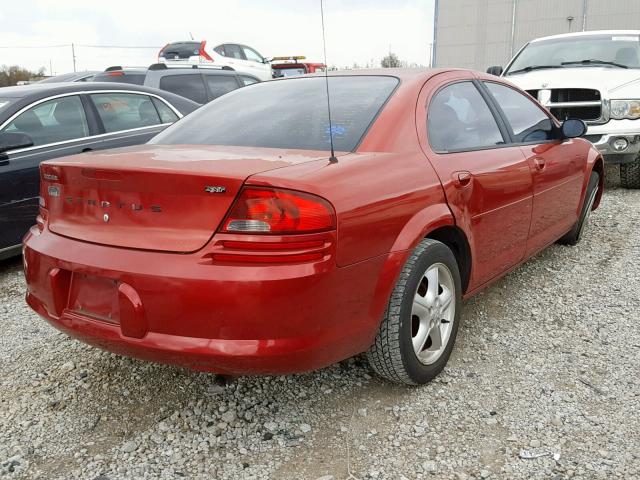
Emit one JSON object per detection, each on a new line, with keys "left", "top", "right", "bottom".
{"left": 92, "top": 72, "right": 146, "bottom": 85}
{"left": 150, "top": 75, "right": 398, "bottom": 151}
{"left": 274, "top": 66, "right": 307, "bottom": 77}
{"left": 161, "top": 42, "right": 201, "bottom": 59}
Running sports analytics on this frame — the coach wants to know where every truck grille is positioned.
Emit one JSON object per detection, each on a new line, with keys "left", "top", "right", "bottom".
{"left": 526, "top": 88, "right": 602, "bottom": 122}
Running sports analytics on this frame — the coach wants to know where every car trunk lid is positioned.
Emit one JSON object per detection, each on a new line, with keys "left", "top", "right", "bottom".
{"left": 43, "top": 145, "right": 331, "bottom": 252}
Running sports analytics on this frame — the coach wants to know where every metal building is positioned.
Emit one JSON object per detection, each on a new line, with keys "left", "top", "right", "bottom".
{"left": 433, "top": 0, "right": 640, "bottom": 70}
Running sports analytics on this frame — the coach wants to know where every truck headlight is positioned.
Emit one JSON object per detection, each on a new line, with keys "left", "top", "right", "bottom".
{"left": 610, "top": 100, "right": 640, "bottom": 119}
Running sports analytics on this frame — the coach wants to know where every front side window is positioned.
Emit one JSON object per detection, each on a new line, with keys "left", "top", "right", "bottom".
{"left": 428, "top": 82, "right": 504, "bottom": 152}
{"left": 204, "top": 75, "right": 240, "bottom": 100}
{"left": 90, "top": 93, "right": 161, "bottom": 133}
{"left": 242, "top": 46, "right": 264, "bottom": 63}
{"left": 151, "top": 75, "right": 399, "bottom": 152}
{"left": 159, "top": 74, "right": 207, "bottom": 104}
{"left": 2, "top": 95, "right": 88, "bottom": 147}
{"left": 484, "top": 82, "right": 554, "bottom": 143}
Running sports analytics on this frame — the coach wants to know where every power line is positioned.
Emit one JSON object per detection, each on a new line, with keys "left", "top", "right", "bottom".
{"left": 0, "top": 44, "right": 70, "bottom": 49}
{"left": 0, "top": 43, "right": 160, "bottom": 49}
{"left": 77, "top": 44, "right": 160, "bottom": 49}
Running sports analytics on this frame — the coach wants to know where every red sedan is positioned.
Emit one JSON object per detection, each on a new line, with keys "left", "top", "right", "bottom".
{"left": 23, "top": 69, "right": 603, "bottom": 385}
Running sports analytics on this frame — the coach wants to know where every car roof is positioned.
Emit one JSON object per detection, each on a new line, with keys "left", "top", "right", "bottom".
{"left": 307, "top": 68, "right": 455, "bottom": 81}
{"left": 99, "top": 67, "right": 243, "bottom": 77}
{"left": 0, "top": 81, "right": 190, "bottom": 99}
{"left": 532, "top": 30, "right": 640, "bottom": 43}
{"left": 38, "top": 71, "right": 100, "bottom": 83}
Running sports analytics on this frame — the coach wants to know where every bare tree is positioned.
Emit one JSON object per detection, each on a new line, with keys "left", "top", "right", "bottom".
{"left": 381, "top": 52, "right": 402, "bottom": 68}
{"left": 0, "top": 65, "right": 46, "bottom": 87}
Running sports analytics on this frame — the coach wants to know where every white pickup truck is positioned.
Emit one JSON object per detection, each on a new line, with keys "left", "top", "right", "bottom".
{"left": 488, "top": 30, "right": 640, "bottom": 188}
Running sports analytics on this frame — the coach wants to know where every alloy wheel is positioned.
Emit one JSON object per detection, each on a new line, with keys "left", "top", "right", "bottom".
{"left": 410, "top": 262, "right": 456, "bottom": 365}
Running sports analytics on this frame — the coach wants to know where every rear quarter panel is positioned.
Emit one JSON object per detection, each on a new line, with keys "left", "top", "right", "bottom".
{"left": 247, "top": 73, "right": 453, "bottom": 267}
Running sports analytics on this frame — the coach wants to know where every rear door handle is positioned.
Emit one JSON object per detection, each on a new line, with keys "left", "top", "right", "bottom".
{"left": 0, "top": 159, "right": 9, "bottom": 167}
{"left": 533, "top": 157, "right": 546, "bottom": 170}
{"left": 81, "top": 148, "right": 93, "bottom": 153}
{"left": 453, "top": 170, "right": 472, "bottom": 188}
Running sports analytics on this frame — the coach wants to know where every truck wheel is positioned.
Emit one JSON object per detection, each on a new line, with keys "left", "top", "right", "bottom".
{"left": 558, "top": 171, "right": 600, "bottom": 246}
{"left": 620, "top": 156, "right": 640, "bottom": 189}
{"left": 367, "top": 239, "right": 462, "bottom": 385}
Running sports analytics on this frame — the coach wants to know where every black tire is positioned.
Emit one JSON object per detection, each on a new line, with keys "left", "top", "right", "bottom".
{"left": 620, "top": 157, "right": 640, "bottom": 189}
{"left": 367, "top": 239, "right": 462, "bottom": 385}
{"left": 558, "top": 171, "right": 600, "bottom": 246}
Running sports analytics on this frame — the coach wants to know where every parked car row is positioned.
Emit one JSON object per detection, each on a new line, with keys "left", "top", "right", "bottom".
{"left": 93, "top": 64, "right": 260, "bottom": 104}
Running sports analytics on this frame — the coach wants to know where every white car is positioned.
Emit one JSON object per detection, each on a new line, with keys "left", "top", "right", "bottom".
{"left": 488, "top": 30, "right": 640, "bottom": 188}
{"left": 158, "top": 41, "right": 272, "bottom": 82}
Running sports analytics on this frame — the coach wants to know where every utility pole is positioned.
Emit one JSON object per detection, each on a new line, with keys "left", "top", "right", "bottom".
{"left": 49, "top": 59, "right": 53, "bottom": 76}
{"left": 428, "top": 43, "right": 433, "bottom": 67}
{"left": 71, "top": 43, "right": 76, "bottom": 72}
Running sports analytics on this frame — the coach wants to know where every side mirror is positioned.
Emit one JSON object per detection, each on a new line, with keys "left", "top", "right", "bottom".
{"left": 561, "top": 118, "right": 587, "bottom": 138}
{"left": 486, "top": 65, "right": 503, "bottom": 76}
{"left": 0, "top": 132, "right": 34, "bottom": 153}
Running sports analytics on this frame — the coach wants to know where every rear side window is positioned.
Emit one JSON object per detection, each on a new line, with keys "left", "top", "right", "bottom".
{"left": 204, "top": 75, "right": 240, "bottom": 100}
{"left": 159, "top": 74, "right": 207, "bottom": 104}
{"left": 428, "top": 82, "right": 505, "bottom": 152}
{"left": 222, "top": 44, "right": 244, "bottom": 59}
{"left": 93, "top": 72, "right": 146, "bottom": 85}
{"left": 484, "top": 82, "right": 555, "bottom": 143}
{"left": 152, "top": 98, "right": 179, "bottom": 123}
{"left": 2, "top": 95, "right": 89, "bottom": 147}
{"left": 90, "top": 93, "right": 161, "bottom": 132}
{"left": 151, "top": 76, "right": 399, "bottom": 152}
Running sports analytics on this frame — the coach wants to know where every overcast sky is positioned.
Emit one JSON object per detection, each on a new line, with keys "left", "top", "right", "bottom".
{"left": 0, "top": 0, "right": 435, "bottom": 75}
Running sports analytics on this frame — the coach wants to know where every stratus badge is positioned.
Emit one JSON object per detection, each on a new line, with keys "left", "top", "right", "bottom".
{"left": 205, "top": 186, "right": 226, "bottom": 194}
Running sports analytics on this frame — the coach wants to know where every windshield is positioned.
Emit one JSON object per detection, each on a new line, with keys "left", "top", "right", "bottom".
{"left": 151, "top": 75, "right": 399, "bottom": 152}
{"left": 506, "top": 34, "right": 640, "bottom": 75}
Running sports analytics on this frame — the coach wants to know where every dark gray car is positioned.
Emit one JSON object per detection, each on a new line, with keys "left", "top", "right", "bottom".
{"left": 38, "top": 71, "right": 101, "bottom": 83}
{"left": 92, "top": 64, "right": 260, "bottom": 104}
{"left": 0, "top": 82, "right": 199, "bottom": 259}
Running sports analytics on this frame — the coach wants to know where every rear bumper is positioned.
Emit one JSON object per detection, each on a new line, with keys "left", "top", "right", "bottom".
{"left": 23, "top": 227, "right": 398, "bottom": 375}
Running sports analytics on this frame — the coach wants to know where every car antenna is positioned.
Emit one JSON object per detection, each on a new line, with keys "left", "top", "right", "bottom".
{"left": 320, "top": 0, "right": 338, "bottom": 163}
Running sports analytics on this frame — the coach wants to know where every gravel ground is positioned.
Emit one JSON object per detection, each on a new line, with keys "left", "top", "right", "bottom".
{"left": 1, "top": 181, "right": 639, "bottom": 480}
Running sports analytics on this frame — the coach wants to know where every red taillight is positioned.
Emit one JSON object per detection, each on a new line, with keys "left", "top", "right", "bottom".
{"left": 221, "top": 187, "right": 335, "bottom": 234}
{"left": 199, "top": 41, "right": 213, "bottom": 61}
{"left": 107, "top": 71, "right": 124, "bottom": 77}
{"left": 158, "top": 43, "right": 169, "bottom": 60}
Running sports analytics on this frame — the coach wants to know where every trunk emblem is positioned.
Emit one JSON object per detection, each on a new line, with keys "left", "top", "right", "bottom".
{"left": 205, "top": 186, "right": 226, "bottom": 194}
{"left": 103, "top": 214, "right": 110, "bottom": 223}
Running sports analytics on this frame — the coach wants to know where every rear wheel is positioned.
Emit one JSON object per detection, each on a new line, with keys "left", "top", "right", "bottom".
{"left": 558, "top": 171, "right": 600, "bottom": 246}
{"left": 367, "top": 239, "right": 462, "bottom": 385}
{"left": 620, "top": 156, "right": 640, "bottom": 189}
